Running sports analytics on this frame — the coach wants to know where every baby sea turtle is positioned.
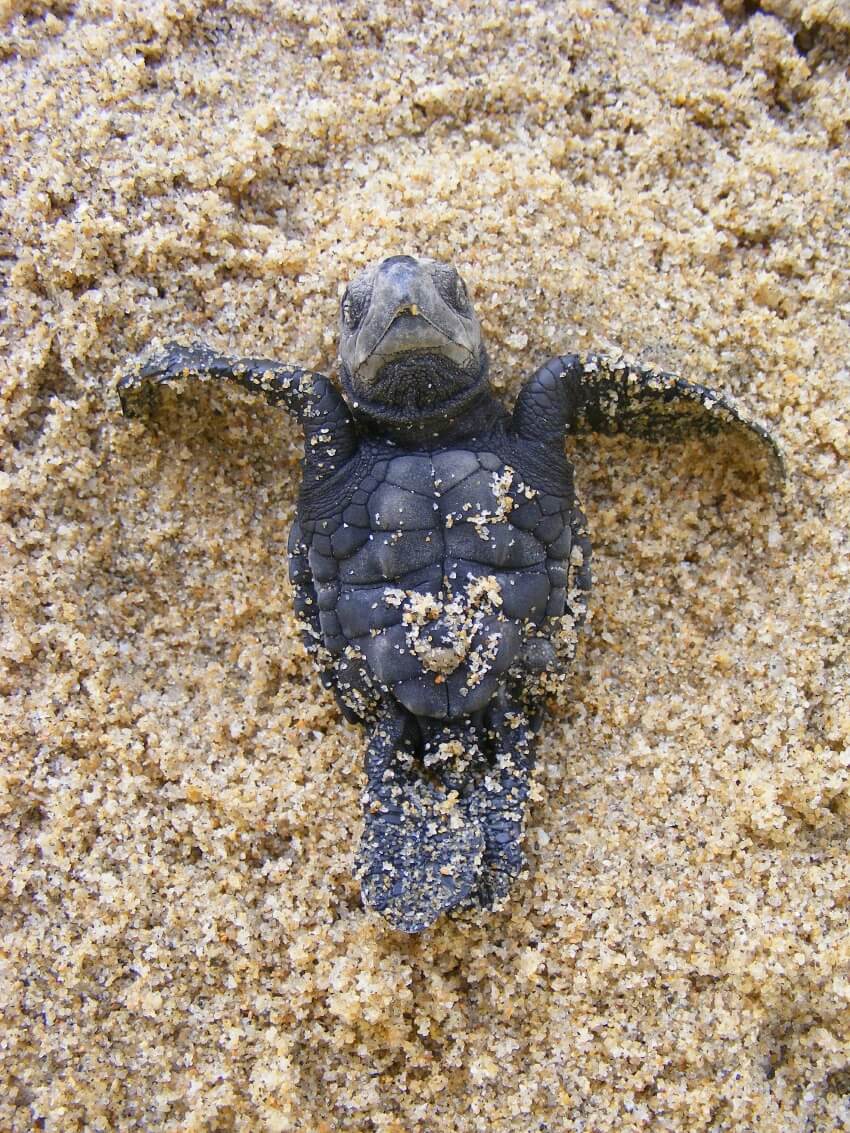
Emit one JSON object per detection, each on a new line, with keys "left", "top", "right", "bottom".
{"left": 119, "top": 254, "right": 783, "bottom": 933}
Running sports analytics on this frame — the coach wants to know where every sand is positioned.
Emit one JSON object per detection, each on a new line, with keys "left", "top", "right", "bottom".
{"left": 1, "top": 1, "right": 848, "bottom": 1130}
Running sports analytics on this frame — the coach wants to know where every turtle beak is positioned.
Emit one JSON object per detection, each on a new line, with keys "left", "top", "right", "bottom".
{"left": 349, "top": 257, "right": 479, "bottom": 390}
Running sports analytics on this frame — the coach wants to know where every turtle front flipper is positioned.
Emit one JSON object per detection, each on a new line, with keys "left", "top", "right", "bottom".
{"left": 118, "top": 341, "right": 357, "bottom": 480}
{"left": 513, "top": 352, "right": 785, "bottom": 483}
{"left": 357, "top": 707, "right": 485, "bottom": 933}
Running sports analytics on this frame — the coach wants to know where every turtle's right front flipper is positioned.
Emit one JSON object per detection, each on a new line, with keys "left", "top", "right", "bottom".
{"left": 513, "top": 351, "right": 785, "bottom": 484}
{"left": 118, "top": 341, "right": 357, "bottom": 477}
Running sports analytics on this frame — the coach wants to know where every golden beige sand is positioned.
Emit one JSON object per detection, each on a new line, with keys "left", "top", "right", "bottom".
{"left": 1, "top": 2, "right": 848, "bottom": 1130}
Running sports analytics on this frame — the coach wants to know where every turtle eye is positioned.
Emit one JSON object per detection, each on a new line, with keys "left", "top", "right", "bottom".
{"left": 341, "top": 288, "right": 363, "bottom": 329}
{"left": 453, "top": 273, "right": 470, "bottom": 313}
{"left": 341, "top": 290, "right": 355, "bottom": 327}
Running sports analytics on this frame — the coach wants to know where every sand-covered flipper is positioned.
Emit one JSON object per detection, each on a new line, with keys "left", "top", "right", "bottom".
{"left": 357, "top": 707, "right": 486, "bottom": 933}
{"left": 513, "top": 351, "right": 784, "bottom": 483}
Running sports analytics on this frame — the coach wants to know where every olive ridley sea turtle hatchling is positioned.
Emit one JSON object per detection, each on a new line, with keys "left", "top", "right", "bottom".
{"left": 118, "top": 254, "right": 784, "bottom": 933}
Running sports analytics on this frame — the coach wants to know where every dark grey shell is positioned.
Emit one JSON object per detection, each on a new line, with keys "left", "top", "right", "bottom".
{"left": 287, "top": 423, "right": 589, "bottom": 728}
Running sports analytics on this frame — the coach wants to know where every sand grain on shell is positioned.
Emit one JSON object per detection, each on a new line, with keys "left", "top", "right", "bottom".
{"left": 1, "top": 1, "right": 849, "bottom": 1131}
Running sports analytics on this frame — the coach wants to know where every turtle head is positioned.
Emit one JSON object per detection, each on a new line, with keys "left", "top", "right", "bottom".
{"left": 337, "top": 255, "right": 489, "bottom": 431}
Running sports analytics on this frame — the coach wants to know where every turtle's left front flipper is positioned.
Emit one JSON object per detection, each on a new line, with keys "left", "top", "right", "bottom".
{"left": 513, "top": 352, "right": 785, "bottom": 483}
{"left": 118, "top": 341, "right": 357, "bottom": 481}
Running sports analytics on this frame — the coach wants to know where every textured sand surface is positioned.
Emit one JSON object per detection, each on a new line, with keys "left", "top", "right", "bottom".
{"left": 2, "top": 1, "right": 849, "bottom": 1130}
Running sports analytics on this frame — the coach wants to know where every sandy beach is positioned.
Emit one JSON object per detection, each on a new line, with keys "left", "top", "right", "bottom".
{"left": 1, "top": 1, "right": 848, "bottom": 1129}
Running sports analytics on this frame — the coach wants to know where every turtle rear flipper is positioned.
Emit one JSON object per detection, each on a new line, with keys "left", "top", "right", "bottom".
{"left": 464, "top": 704, "right": 535, "bottom": 911}
{"left": 357, "top": 709, "right": 485, "bottom": 933}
